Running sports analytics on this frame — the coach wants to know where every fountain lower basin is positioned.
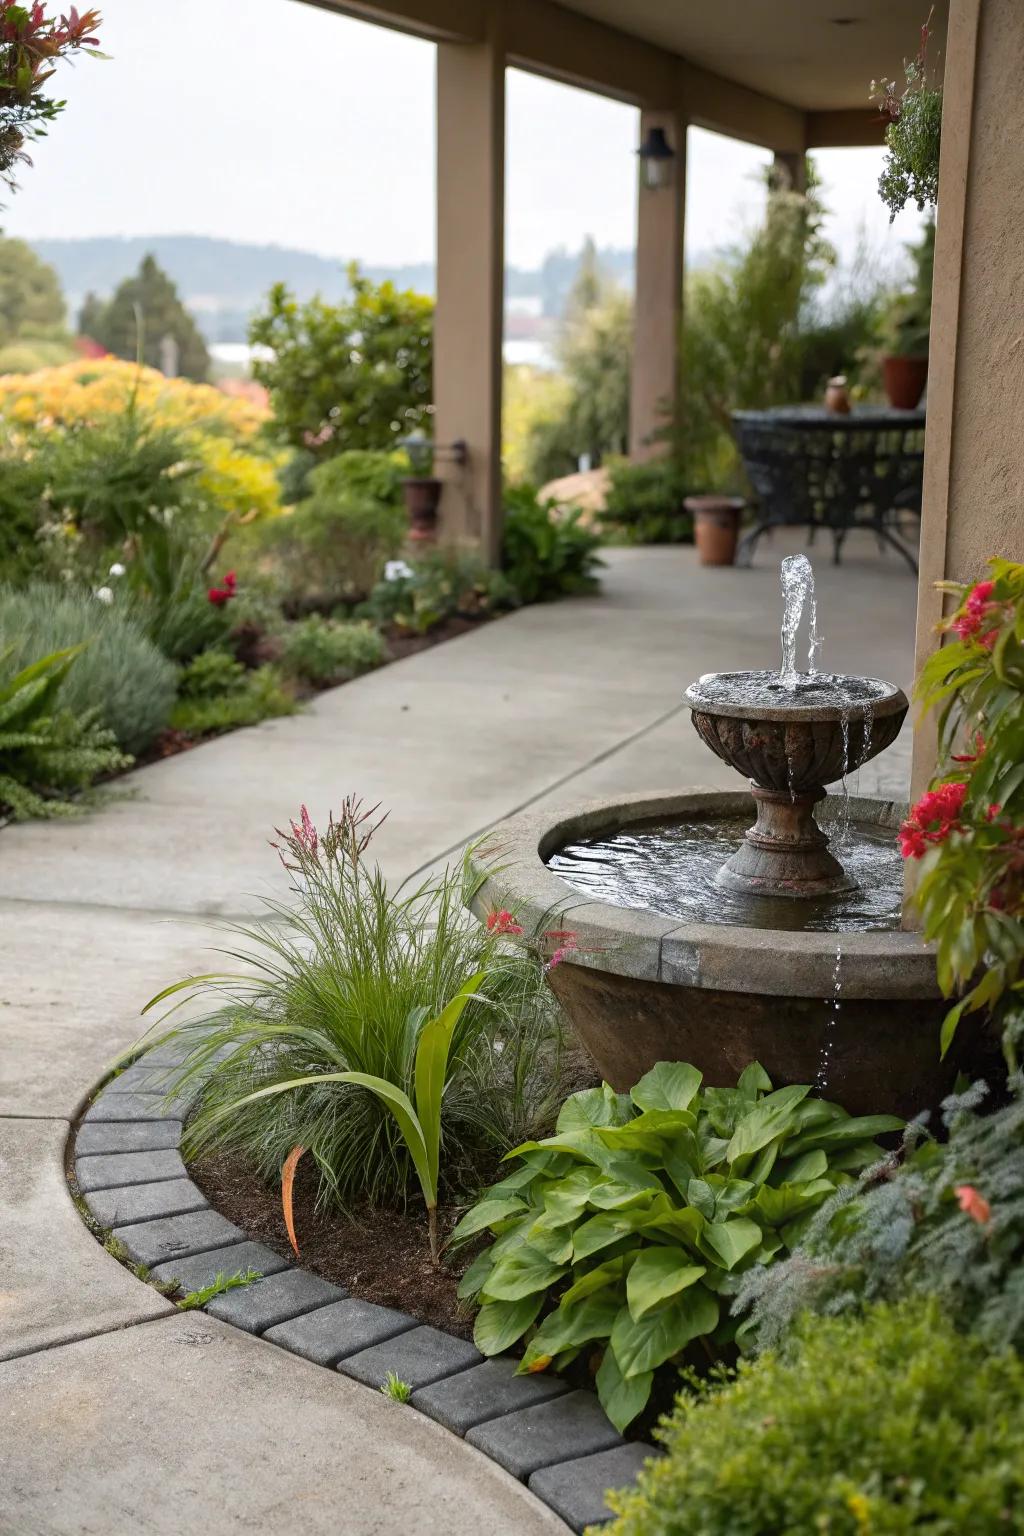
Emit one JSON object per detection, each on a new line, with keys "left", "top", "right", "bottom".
{"left": 468, "top": 790, "right": 995, "bottom": 1120}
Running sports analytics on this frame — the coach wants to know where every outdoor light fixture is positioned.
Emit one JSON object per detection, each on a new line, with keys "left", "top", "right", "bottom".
{"left": 637, "top": 125, "right": 675, "bottom": 190}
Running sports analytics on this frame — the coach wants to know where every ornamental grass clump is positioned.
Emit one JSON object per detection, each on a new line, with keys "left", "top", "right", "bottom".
{"left": 453, "top": 1062, "right": 900, "bottom": 1429}
{"left": 143, "top": 799, "right": 570, "bottom": 1247}
{"left": 0, "top": 580, "right": 176, "bottom": 754}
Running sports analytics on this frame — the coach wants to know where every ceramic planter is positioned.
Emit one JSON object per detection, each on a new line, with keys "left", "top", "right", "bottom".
{"left": 401, "top": 476, "right": 443, "bottom": 543}
{"left": 685, "top": 495, "right": 746, "bottom": 567}
{"left": 883, "top": 355, "right": 928, "bottom": 410}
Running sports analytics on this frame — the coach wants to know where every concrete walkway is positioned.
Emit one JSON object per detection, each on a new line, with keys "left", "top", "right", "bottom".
{"left": 0, "top": 535, "right": 916, "bottom": 1532}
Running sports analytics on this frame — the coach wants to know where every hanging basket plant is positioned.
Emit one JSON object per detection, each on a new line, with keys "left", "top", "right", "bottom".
{"left": 871, "top": 10, "right": 942, "bottom": 222}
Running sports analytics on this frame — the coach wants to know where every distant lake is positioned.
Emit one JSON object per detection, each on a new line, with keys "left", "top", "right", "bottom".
{"left": 210, "top": 338, "right": 556, "bottom": 373}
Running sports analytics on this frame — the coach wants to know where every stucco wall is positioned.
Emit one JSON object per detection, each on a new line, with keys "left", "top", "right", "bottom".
{"left": 943, "top": 0, "right": 1024, "bottom": 576}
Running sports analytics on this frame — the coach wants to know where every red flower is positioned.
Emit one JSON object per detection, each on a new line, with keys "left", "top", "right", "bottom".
{"left": 898, "top": 781, "right": 968, "bottom": 859}
{"left": 955, "top": 1184, "right": 992, "bottom": 1225}
{"left": 487, "top": 908, "right": 523, "bottom": 937}
{"left": 980, "top": 627, "right": 1000, "bottom": 650}
{"left": 952, "top": 609, "right": 982, "bottom": 640}
{"left": 898, "top": 823, "right": 928, "bottom": 859}
{"left": 987, "top": 803, "right": 1003, "bottom": 822}
{"left": 207, "top": 571, "right": 238, "bottom": 606}
{"left": 967, "top": 580, "right": 995, "bottom": 608}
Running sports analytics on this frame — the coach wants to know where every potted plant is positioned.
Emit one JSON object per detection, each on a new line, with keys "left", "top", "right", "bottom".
{"left": 871, "top": 11, "right": 942, "bottom": 223}
{"left": 398, "top": 430, "right": 442, "bottom": 543}
{"left": 878, "top": 219, "right": 933, "bottom": 410}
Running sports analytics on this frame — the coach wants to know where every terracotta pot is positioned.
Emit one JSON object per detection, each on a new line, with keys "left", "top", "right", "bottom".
{"left": 824, "top": 375, "right": 851, "bottom": 414}
{"left": 401, "top": 476, "right": 442, "bottom": 542}
{"left": 882, "top": 354, "right": 928, "bottom": 410}
{"left": 685, "top": 495, "right": 746, "bottom": 567}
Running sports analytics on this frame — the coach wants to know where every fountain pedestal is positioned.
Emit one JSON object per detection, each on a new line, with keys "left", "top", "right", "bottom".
{"left": 686, "top": 670, "right": 909, "bottom": 900}
{"left": 716, "top": 784, "right": 854, "bottom": 897}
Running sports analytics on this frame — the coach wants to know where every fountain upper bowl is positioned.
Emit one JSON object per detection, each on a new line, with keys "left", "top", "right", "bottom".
{"left": 685, "top": 671, "right": 908, "bottom": 795}
{"left": 684, "top": 670, "right": 908, "bottom": 723}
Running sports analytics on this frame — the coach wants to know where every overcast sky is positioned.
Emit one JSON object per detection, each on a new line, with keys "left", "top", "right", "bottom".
{"left": 5, "top": 0, "right": 925, "bottom": 273}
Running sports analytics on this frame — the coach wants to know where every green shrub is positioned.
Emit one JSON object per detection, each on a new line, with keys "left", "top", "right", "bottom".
{"left": 250, "top": 268, "right": 433, "bottom": 457}
{"left": 0, "top": 646, "right": 130, "bottom": 820}
{"left": 602, "top": 1300, "right": 1024, "bottom": 1536}
{"left": 599, "top": 459, "right": 693, "bottom": 545}
{"left": 267, "top": 459, "right": 407, "bottom": 607}
{"left": 454, "top": 1063, "right": 899, "bottom": 1428}
{"left": 170, "top": 663, "right": 295, "bottom": 738}
{"left": 280, "top": 616, "right": 386, "bottom": 685}
{"left": 360, "top": 549, "right": 517, "bottom": 635}
{"left": 501, "top": 486, "right": 603, "bottom": 604}
{"left": 143, "top": 801, "right": 571, "bottom": 1215}
{"left": 0, "top": 581, "right": 176, "bottom": 754}
{"left": 0, "top": 452, "right": 49, "bottom": 582}
{"left": 738, "top": 1077, "right": 1024, "bottom": 1354}
{"left": 177, "top": 648, "right": 247, "bottom": 700}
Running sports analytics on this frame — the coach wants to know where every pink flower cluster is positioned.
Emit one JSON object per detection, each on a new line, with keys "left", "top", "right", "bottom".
{"left": 950, "top": 579, "right": 1000, "bottom": 647}
{"left": 898, "top": 781, "right": 969, "bottom": 859}
{"left": 289, "top": 804, "right": 318, "bottom": 856}
{"left": 483, "top": 909, "right": 580, "bottom": 971}
{"left": 487, "top": 909, "right": 523, "bottom": 937}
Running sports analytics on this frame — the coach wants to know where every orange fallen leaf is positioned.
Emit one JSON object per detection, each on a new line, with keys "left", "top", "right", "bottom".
{"left": 281, "top": 1144, "right": 307, "bottom": 1256}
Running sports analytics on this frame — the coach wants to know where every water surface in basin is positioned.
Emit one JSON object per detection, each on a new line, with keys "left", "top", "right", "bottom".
{"left": 687, "top": 669, "right": 893, "bottom": 715}
{"left": 546, "top": 813, "right": 903, "bottom": 934}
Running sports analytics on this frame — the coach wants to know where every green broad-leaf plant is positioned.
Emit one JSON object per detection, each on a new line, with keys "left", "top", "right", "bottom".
{"left": 908, "top": 558, "right": 1024, "bottom": 1068}
{"left": 451, "top": 1061, "right": 900, "bottom": 1431}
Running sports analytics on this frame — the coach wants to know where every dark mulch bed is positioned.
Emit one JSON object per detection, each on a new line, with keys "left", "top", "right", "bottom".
{"left": 189, "top": 1149, "right": 479, "bottom": 1338}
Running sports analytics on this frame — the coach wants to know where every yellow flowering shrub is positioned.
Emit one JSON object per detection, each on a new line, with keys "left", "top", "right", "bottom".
{"left": 0, "top": 358, "right": 284, "bottom": 527}
{"left": 0, "top": 357, "right": 268, "bottom": 441}
{"left": 192, "top": 434, "right": 285, "bottom": 523}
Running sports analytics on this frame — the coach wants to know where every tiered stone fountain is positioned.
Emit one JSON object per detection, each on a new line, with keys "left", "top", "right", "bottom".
{"left": 470, "top": 558, "right": 992, "bottom": 1119}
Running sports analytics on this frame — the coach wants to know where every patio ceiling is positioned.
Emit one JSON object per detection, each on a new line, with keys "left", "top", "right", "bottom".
{"left": 552, "top": 1, "right": 949, "bottom": 114}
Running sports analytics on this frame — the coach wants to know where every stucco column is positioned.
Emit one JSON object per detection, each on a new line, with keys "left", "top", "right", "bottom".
{"left": 910, "top": 0, "right": 1024, "bottom": 799}
{"left": 433, "top": 19, "right": 505, "bottom": 561}
{"left": 629, "top": 109, "right": 686, "bottom": 460}
{"left": 772, "top": 148, "right": 807, "bottom": 194}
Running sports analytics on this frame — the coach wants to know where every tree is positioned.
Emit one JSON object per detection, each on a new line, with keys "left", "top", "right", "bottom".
{"left": 0, "top": 5, "right": 102, "bottom": 195}
{"left": 248, "top": 264, "right": 433, "bottom": 458}
{"left": 519, "top": 239, "right": 633, "bottom": 483}
{"left": 77, "top": 290, "right": 105, "bottom": 339}
{"left": 0, "top": 235, "right": 65, "bottom": 343}
{"left": 88, "top": 255, "right": 210, "bottom": 381}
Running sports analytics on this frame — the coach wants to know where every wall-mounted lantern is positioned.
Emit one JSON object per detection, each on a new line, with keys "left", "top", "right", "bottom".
{"left": 637, "top": 125, "right": 675, "bottom": 191}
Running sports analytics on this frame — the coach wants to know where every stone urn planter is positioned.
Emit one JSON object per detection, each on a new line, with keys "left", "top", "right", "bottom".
{"left": 466, "top": 790, "right": 997, "bottom": 1121}
{"left": 882, "top": 354, "right": 928, "bottom": 410}
{"left": 685, "top": 495, "right": 746, "bottom": 567}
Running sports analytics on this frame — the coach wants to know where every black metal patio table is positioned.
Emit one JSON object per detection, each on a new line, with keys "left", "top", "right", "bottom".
{"left": 731, "top": 405, "right": 926, "bottom": 574}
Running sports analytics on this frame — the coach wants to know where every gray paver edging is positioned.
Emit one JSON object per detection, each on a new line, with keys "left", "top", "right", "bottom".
{"left": 71, "top": 1054, "right": 656, "bottom": 1533}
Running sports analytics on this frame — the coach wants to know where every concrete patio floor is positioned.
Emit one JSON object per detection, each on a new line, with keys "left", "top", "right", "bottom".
{"left": 0, "top": 533, "right": 917, "bottom": 1532}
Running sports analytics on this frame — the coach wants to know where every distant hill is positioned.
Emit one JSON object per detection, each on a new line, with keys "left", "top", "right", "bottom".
{"left": 26, "top": 233, "right": 636, "bottom": 344}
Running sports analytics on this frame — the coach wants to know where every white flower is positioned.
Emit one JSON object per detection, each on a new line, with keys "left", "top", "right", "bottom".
{"left": 94, "top": 586, "right": 114, "bottom": 605}
{"left": 108, "top": 562, "right": 126, "bottom": 577}
{"left": 385, "top": 560, "right": 414, "bottom": 583}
